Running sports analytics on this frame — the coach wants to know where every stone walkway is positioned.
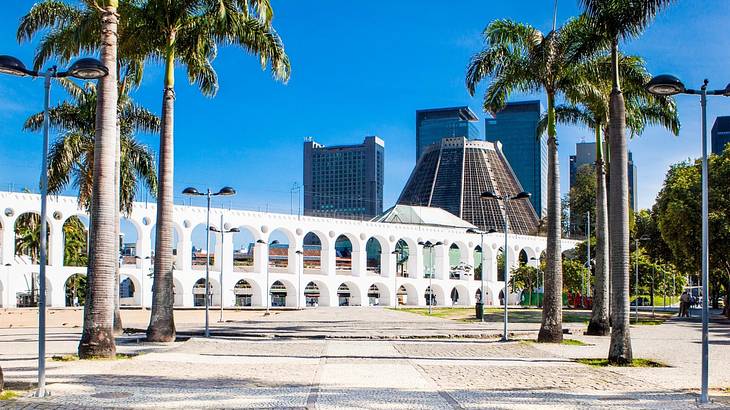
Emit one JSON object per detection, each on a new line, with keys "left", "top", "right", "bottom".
{"left": 1, "top": 308, "right": 729, "bottom": 409}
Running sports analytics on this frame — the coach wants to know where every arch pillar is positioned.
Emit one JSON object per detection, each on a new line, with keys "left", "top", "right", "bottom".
{"left": 325, "top": 240, "right": 336, "bottom": 277}
{"left": 1, "top": 223, "right": 14, "bottom": 265}
{"left": 50, "top": 223, "right": 63, "bottom": 267}
{"left": 433, "top": 244, "right": 448, "bottom": 280}
{"left": 254, "top": 243, "right": 268, "bottom": 274}
{"left": 352, "top": 248, "right": 365, "bottom": 277}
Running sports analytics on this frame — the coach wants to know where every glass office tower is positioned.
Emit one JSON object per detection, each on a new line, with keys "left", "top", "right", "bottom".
{"left": 711, "top": 116, "right": 730, "bottom": 155}
{"left": 415, "top": 107, "right": 479, "bottom": 160}
{"left": 303, "top": 136, "right": 384, "bottom": 219}
{"left": 569, "top": 141, "right": 638, "bottom": 212}
{"left": 484, "top": 100, "right": 547, "bottom": 218}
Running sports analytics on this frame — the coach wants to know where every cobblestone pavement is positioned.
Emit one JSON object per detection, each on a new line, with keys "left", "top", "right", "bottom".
{"left": 1, "top": 308, "right": 729, "bottom": 409}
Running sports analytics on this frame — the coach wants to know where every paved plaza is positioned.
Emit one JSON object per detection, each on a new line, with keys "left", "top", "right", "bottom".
{"left": 1, "top": 307, "right": 729, "bottom": 409}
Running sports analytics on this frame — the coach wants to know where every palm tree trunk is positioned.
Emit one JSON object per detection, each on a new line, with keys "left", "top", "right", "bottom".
{"left": 538, "top": 91, "right": 563, "bottom": 343}
{"left": 146, "top": 39, "right": 177, "bottom": 342}
{"left": 587, "top": 127, "right": 610, "bottom": 335}
{"left": 607, "top": 38, "right": 632, "bottom": 364}
{"left": 113, "top": 122, "right": 123, "bottom": 336}
{"left": 78, "top": 2, "right": 118, "bottom": 359}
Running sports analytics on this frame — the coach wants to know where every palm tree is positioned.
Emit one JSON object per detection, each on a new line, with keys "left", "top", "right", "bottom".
{"left": 538, "top": 54, "right": 678, "bottom": 336}
{"left": 119, "top": 0, "right": 290, "bottom": 342}
{"left": 23, "top": 78, "right": 159, "bottom": 213}
{"left": 24, "top": 75, "right": 158, "bottom": 335}
{"left": 466, "top": 15, "right": 599, "bottom": 343}
{"left": 580, "top": 0, "right": 675, "bottom": 364}
{"left": 19, "top": 0, "right": 123, "bottom": 358}
{"left": 15, "top": 212, "right": 47, "bottom": 265}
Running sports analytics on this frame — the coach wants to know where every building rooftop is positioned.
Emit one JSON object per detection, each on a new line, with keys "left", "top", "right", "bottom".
{"left": 416, "top": 106, "right": 479, "bottom": 122}
{"left": 371, "top": 204, "right": 477, "bottom": 229}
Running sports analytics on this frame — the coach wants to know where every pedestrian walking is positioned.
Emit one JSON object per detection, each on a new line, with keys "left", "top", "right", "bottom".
{"left": 679, "top": 291, "right": 690, "bottom": 317}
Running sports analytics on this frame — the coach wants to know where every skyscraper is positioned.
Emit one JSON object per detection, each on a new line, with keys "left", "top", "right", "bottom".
{"left": 711, "top": 116, "right": 730, "bottom": 155}
{"left": 569, "top": 141, "right": 637, "bottom": 212}
{"left": 303, "top": 136, "right": 384, "bottom": 219}
{"left": 484, "top": 100, "right": 547, "bottom": 218}
{"left": 397, "top": 137, "right": 539, "bottom": 235}
{"left": 415, "top": 106, "right": 479, "bottom": 160}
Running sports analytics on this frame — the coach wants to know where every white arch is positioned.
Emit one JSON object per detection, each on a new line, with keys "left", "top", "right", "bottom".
{"left": 366, "top": 282, "right": 391, "bottom": 306}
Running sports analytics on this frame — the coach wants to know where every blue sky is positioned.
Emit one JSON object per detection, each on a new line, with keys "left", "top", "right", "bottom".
{"left": 1, "top": 0, "right": 730, "bottom": 244}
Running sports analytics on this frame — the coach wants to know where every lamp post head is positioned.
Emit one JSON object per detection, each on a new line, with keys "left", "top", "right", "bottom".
{"left": 256, "top": 239, "right": 265, "bottom": 244}
{"left": 646, "top": 74, "right": 685, "bottom": 96}
{"left": 480, "top": 191, "right": 499, "bottom": 200}
{"left": 216, "top": 186, "right": 236, "bottom": 196}
{"left": 722, "top": 83, "right": 730, "bottom": 97}
{"left": 64, "top": 58, "right": 108, "bottom": 80}
{"left": 182, "top": 187, "right": 201, "bottom": 196}
{"left": 0, "top": 55, "right": 34, "bottom": 77}
{"left": 228, "top": 227, "right": 240, "bottom": 233}
{"left": 513, "top": 191, "right": 531, "bottom": 200}
{"left": 209, "top": 226, "right": 220, "bottom": 232}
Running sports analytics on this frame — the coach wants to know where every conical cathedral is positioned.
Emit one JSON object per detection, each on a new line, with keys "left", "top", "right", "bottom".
{"left": 397, "top": 137, "right": 539, "bottom": 235}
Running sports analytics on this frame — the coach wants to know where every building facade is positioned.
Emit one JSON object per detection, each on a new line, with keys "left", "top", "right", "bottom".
{"left": 569, "top": 141, "right": 638, "bottom": 212}
{"left": 415, "top": 106, "right": 479, "bottom": 160}
{"left": 0, "top": 191, "right": 578, "bottom": 309}
{"left": 397, "top": 137, "right": 539, "bottom": 235}
{"left": 711, "top": 116, "right": 730, "bottom": 155}
{"left": 484, "top": 100, "right": 547, "bottom": 217}
{"left": 303, "top": 136, "right": 384, "bottom": 219}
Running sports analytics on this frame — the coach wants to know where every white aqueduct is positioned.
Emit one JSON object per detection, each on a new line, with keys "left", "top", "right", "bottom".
{"left": 0, "top": 191, "right": 579, "bottom": 309}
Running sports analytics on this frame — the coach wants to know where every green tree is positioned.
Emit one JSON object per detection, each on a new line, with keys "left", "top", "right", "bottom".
{"left": 562, "top": 258, "right": 589, "bottom": 294}
{"left": 510, "top": 265, "right": 538, "bottom": 306}
{"left": 580, "top": 0, "right": 675, "bottom": 365}
{"left": 655, "top": 146, "right": 730, "bottom": 314}
{"left": 466, "top": 15, "right": 599, "bottom": 343}
{"left": 14, "top": 213, "right": 49, "bottom": 265}
{"left": 569, "top": 164, "right": 596, "bottom": 236}
{"left": 63, "top": 216, "right": 88, "bottom": 267}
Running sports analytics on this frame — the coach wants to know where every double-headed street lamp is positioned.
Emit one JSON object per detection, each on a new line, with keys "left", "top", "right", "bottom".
{"left": 391, "top": 249, "right": 401, "bottom": 308}
{"left": 256, "top": 239, "right": 271, "bottom": 313}
{"left": 0, "top": 55, "right": 108, "bottom": 398}
{"left": 467, "top": 228, "right": 497, "bottom": 322}
{"left": 183, "top": 186, "right": 236, "bottom": 337}
{"left": 210, "top": 222, "right": 239, "bottom": 323}
{"left": 647, "top": 75, "right": 730, "bottom": 404}
{"left": 418, "top": 241, "right": 443, "bottom": 315}
{"left": 295, "top": 249, "right": 304, "bottom": 309}
{"left": 480, "top": 190, "right": 531, "bottom": 342}
{"left": 633, "top": 235, "right": 650, "bottom": 323}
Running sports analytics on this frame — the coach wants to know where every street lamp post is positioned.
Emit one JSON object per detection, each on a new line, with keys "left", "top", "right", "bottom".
{"left": 530, "top": 257, "right": 543, "bottom": 308}
{"left": 210, "top": 221, "right": 239, "bottom": 323}
{"left": 634, "top": 236, "right": 650, "bottom": 323}
{"left": 391, "top": 249, "right": 400, "bottom": 309}
{"left": 647, "top": 75, "right": 730, "bottom": 404}
{"left": 467, "top": 228, "right": 497, "bottom": 322}
{"left": 418, "top": 241, "right": 443, "bottom": 315}
{"left": 296, "top": 250, "right": 303, "bottom": 309}
{"left": 183, "top": 186, "right": 236, "bottom": 337}
{"left": 0, "top": 55, "right": 108, "bottom": 398}
{"left": 256, "top": 239, "right": 270, "bottom": 313}
{"left": 480, "top": 190, "right": 531, "bottom": 342}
